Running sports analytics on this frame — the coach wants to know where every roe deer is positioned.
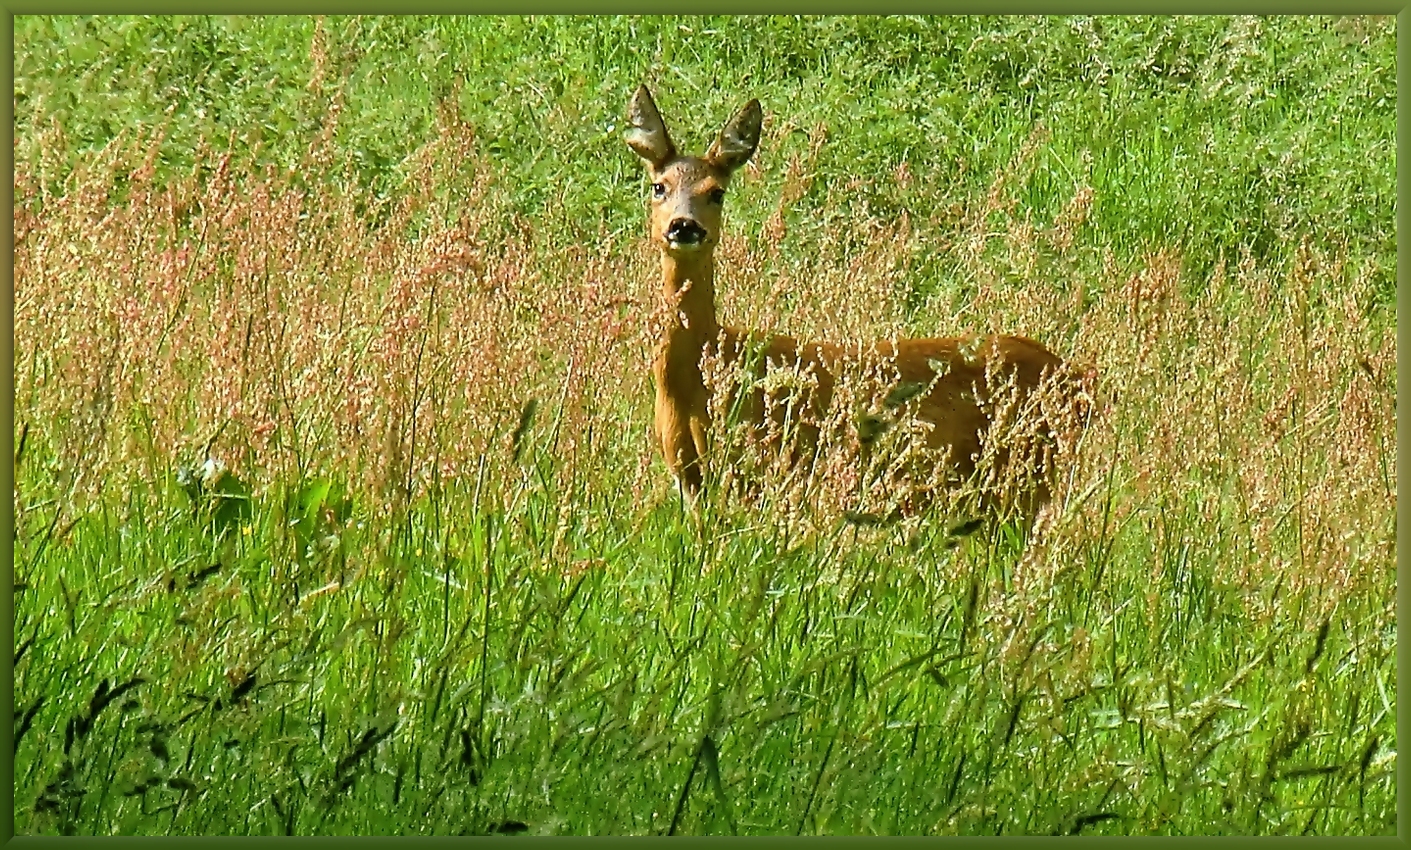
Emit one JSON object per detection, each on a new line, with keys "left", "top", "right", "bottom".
{"left": 626, "top": 85, "right": 1088, "bottom": 524}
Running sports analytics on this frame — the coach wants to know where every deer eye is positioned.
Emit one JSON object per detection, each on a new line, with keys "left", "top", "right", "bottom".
{"left": 651, "top": 182, "right": 667, "bottom": 199}
{"left": 707, "top": 188, "right": 726, "bottom": 204}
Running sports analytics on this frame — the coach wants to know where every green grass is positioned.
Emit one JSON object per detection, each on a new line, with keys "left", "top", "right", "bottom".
{"left": 12, "top": 14, "right": 1396, "bottom": 835}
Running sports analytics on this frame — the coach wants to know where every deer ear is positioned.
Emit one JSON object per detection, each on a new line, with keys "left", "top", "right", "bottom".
{"left": 706, "top": 98, "right": 762, "bottom": 173}
{"left": 625, "top": 85, "right": 676, "bottom": 168}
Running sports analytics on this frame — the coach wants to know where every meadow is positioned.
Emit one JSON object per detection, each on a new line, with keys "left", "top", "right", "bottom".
{"left": 11, "top": 15, "right": 1396, "bottom": 835}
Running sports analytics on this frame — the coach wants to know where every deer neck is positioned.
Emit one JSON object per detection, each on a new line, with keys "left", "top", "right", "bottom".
{"left": 659, "top": 250, "right": 722, "bottom": 350}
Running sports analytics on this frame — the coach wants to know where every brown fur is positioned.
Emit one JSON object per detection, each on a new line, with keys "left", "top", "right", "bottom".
{"left": 627, "top": 85, "right": 1084, "bottom": 519}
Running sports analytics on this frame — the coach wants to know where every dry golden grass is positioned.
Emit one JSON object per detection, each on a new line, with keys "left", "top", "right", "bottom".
{"left": 16, "top": 111, "right": 1394, "bottom": 612}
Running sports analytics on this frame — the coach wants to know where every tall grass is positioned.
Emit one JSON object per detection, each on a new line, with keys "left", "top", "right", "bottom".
{"left": 13, "top": 15, "right": 1395, "bottom": 835}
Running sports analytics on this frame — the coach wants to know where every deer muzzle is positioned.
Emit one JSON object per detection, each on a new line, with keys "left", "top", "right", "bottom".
{"left": 664, "top": 218, "right": 709, "bottom": 250}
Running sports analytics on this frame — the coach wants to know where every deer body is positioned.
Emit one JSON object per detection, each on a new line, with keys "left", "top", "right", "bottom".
{"left": 629, "top": 85, "right": 1078, "bottom": 517}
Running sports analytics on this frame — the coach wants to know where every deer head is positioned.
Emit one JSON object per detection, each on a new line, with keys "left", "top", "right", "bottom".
{"left": 626, "top": 85, "right": 762, "bottom": 257}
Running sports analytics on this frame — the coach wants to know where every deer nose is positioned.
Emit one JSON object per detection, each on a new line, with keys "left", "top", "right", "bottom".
{"left": 665, "top": 218, "right": 708, "bottom": 246}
